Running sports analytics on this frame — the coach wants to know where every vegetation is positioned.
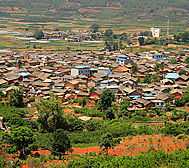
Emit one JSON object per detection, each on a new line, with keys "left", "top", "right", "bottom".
{"left": 99, "top": 133, "right": 121, "bottom": 155}
{"left": 97, "top": 89, "right": 115, "bottom": 111}
{"left": 68, "top": 149, "right": 189, "bottom": 167}
{"left": 9, "top": 89, "right": 24, "bottom": 108}
{"left": 52, "top": 129, "right": 72, "bottom": 160}
{"left": 34, "top": 30, "right": 44, "bottom": 40}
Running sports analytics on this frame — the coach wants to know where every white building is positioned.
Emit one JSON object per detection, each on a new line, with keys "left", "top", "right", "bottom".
{"left": 71, "top": 65, "right": 91, "bottom": 77}
{"left": 98, "top": 67, "right": 109, "bottom": 75}
{"left": 145, "top": 51, "right": 163, "bottom": 59}
{"left": 150, "top": 27, "right": 161, "bottom": 37}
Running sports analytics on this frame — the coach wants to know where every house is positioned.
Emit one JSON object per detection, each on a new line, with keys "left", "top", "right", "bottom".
{"left": 89, "top": 89, "right": 104, "bottom": 99}
{"left": 106, "top": 86, "right": 119, "bottom": 94}
{"left": 170, "top": 89, "right": 183, "bottom": 99}
{"left": 129, "top": 98, "right": 154, "bottom": 111}
{"left": 0, "top": 79, "right": 7, "bottom": 87}
{"left": 165, "top": 73, "right": 180, "bottom": 79}
{"left": 65, "top": 79, "right": 80, "bottom": 89}
{"left": 112, "top": 66, "right": 130, "bottom": 74}
{"left": 175, "top": 75, "right": 189, "bottom": 82}
{"left": 71, "top": 65, "right": 91, "bottom": 77}
{"left": 77, "top": 91, "right": 89, "bottom": 99}
{"left": 108, "top": 78, "right": 119, "bottom": 86}
{"left": 4, "top": 72, "right": 23, "bottom": 85}
{"left": 151, "top": 100, "right": 164, "bottom": 107}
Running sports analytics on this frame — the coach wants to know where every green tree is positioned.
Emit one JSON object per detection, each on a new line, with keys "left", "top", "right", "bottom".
{"left": 99, "top": 133, "right": 120, "bottom": 155}
{"left": 98, "top": 55, "right": 105, "bottom": 60}
{"left": 52, "top": 129, "right": 72, "bottom": 160}
{"left": 120, "top": 100, "right": 130, "bottom": 116}
{"left": 105, "top": 29, "right": 113, "bottom": 38}
{"left": 103, "top": 107, "right": 115, "bottom": 120}
{"left": 180, "top": 53, "right": 185, "bottom": 56}
{"left": 179, "top": 69, "right": 187, "bottom": 75}
{"left": 81, "top": 97, "right": 89, "bottom": 107}
{"left": 131, "top": 62, "right": 138, "bottom": 73}
{"left": 182, "top": 111, "right": 189, "bottom": 121}
{"left": 98, "top": 89, "right": 115, "bottom": 111}
{"left": 9, "top": 89, "right": 24, "bottom": 107}
{"left": 90, "top": 23, "right": 100, "bottom": 33}
{"left": 36, "top": 93, "right": 68, "bottom": 133}
{"left": 149, "top": 106, "right": 164, "bottom": 116}
{"left": 170, "top": 58, "right": 177, "bottom": 64}
{"left": 90, "top": 87, "right": 96, "bottom": 92}
{"left": 159, "top": 64, "right": 166, "bottom": 74}
{"left": 68, "top": 116, "right": 84, "bottom": 132}
{"left": 144, "top": 73, "right": 151, "bottom": 84}
{"left": 34, "top": 29, "right": 44, "bottom": 40}
{"left": 18, "top": 60, "right": 22, "bottom": 69}
{"left": 0, "top": 155, "right": 8, "bottom": 167}
{"left": 113, "top": 42, "right": 118, "bottom": 51}
{"left": 8, "top": 126, "right": 35, "bottom": 158}
{"left": 138, "top": 37, "right": 144, "bottom": 45}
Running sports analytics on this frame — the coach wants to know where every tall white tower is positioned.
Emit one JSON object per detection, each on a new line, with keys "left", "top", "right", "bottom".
{"left": 167, "top": 19, "right": 169, "bottom": 37}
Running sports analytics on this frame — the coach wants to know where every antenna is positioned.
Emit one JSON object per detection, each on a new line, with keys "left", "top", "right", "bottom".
{"left": 167, "top": 19, "right": 169, "bottom": 37}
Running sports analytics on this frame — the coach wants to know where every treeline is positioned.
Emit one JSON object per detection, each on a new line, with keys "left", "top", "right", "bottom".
{"left": 142, "top": 31, "right": 189, "bottom": 46}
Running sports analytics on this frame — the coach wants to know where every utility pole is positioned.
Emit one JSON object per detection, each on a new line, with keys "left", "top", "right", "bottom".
{"left": 167, "top": 19, "right": 169, "bottom": 37}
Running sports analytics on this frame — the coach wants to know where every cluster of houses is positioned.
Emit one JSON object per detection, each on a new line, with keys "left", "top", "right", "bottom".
{"left": 0, "top": 49, "right": 188, "bottom": 112}
{"left": 26, "top": 29, "right": 101, "bottom": 41}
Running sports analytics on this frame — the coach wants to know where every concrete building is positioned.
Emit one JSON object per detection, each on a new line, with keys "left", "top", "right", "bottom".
{"left": 98, "top": 67, "right": 109, "bottom": 75}
{"left": 71, "top": 65, "right": 91, "bottom": 77}
{"left": 150, "top": 27, "right": 161, "bottom": 37}
{"left": 145, "top": 51, "right": 163, "bottom": 59}
{"left": 118, "top": 56, "right": 127, "bottom": 65}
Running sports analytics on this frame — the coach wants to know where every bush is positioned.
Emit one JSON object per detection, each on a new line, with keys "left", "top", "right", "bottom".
{"left": 177, "top": 134, "right": 185, "bottom": 139}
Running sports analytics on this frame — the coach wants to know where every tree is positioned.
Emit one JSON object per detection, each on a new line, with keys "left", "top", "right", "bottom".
{"left": 98, "top": 89, "right": 115, "bottom": 111}
{"left": 170, "top": 58, "right": 177, "bottom": 64}
{"left": 144, "top": 73, "right": 151, "bottom": 84}
{"left": 154, "top": 63, "right": 160, "bottom": 72}
{"left": 68, "top": 116, "right": 84, "bottom": 132}
{"left": 9, "top": 89, "right": 24, "bottom": 107}
{"left": 113, "top": 42, "right": 118, "bottom": 51}
{"left": 103, "top": 107, "right": 115, "bottom": 120}
{"left": 99, "top": 133, "right": 120, "bottom": 155}
{"left": 168, "top": 94, "right": 175, "bottom": 100}
{"left": 81, "top": 97, "right": 89, "bottom": 107}
{"left": 138, "top": 37, "right": 144, "bottom": 45}
{"left": 120, "top": 100, "right": 130, "bottom": 116}
{"left": 159, "top": 64, "right": 166, "bottom": 74}
{"left": 105, "top": 29, "right": 113, "bottom": 38}
{"left": 52, "top": 129, "right": 72, "bottom": 160}
{"left": 131, "top": 62, "right": 138, "bottom": 73}
{"left": 180, "top": 53, "right": 185, "bottom": 56}
{"left": 182, "top": 111, "right": 189, "bottom": 121}
{"left": 34, "top": 29, "right": 44, "bottom": 40}
{"left": 179, "top": 69, "right": 187, "bottom": 76}
{"left": 36, "top": 93, "right": 68, "bottom": 133}
{"left": 90, "top": 23, "right": 100, "bottom": 33}
{"left": 149, "top": 106, "right": 164, "bottom": 116}
{"left": 8, "top": 126, "right": 35, "bottom": 158}
{"left": 90, "top": 87, "right": 96, "bottom": 92}
{"left": 18, "top": 60, "right": 22, "bottom": 69}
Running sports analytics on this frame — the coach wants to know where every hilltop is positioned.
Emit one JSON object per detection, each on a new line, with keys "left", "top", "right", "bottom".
{"left": 0, "top": 0, "right": 189, "bottom": 23}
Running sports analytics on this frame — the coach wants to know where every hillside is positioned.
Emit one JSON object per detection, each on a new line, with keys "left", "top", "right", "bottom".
{"left": 0, "top": 0, "right": 189, "bottom": 22}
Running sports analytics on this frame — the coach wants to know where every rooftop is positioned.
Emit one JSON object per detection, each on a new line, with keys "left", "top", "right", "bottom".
{"left": 72, "top": 65, "right": 90, "bottom": 69}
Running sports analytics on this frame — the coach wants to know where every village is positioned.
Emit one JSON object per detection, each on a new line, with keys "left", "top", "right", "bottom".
{"left": 0, "top": 48, "right": 188, "bottom": 114}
